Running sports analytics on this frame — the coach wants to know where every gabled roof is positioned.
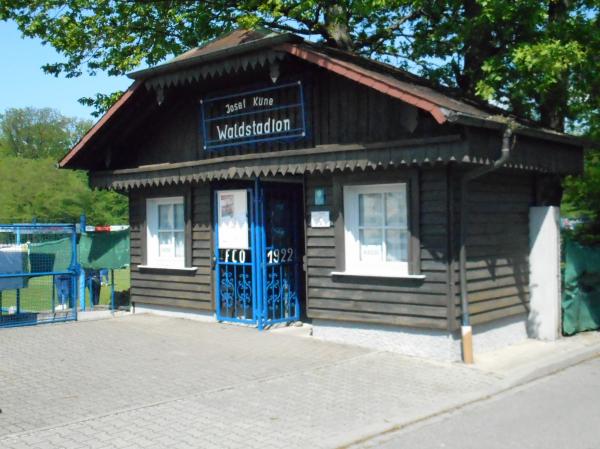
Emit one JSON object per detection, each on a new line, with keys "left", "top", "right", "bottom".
{"left": 60, "top": 28, "right": 585, "bottom": 169}
{"left": 127, "top": 29, "right": 300, "bottom": 80}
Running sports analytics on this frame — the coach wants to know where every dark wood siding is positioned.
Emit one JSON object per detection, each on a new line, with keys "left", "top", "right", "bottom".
{"left": 121, "top": 66, "right": 456, "bottom": 169}
{"left": 453, "top": 170, "right": 533, "bottom": 326}
{"left": 129, "top": 183, "right": 212, "bottom": 311}
{"left": 305, "top": 167, "right": 450, "bottom": 330}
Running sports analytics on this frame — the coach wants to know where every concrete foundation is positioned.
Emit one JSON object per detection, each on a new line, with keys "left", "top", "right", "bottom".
{"left": 132, "top": 303, "right": 216, "bottom": 322}
{"left": 132, "top": 305, "right": 529, "bottom": 362}
{"left": 312, "top": 314, "right": 529, "bottom": 362}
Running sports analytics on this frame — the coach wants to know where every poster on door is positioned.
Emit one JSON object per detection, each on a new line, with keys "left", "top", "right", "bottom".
{"left": 217, "top": 190, "right": 249, "bottom": 249}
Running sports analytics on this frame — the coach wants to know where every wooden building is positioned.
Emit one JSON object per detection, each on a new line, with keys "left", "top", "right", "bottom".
{"left": 60, "top": 29, "right": 584, "bottom": 361}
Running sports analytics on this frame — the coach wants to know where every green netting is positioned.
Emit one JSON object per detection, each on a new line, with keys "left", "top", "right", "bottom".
{"left": 79, "top": 230, "right": 130, "bottom": 270}
{"left": 562, "top": 239, "right": 600, "bottom": 335}
{"left": 29, "top": 237, "right": 73, "bottom": 273}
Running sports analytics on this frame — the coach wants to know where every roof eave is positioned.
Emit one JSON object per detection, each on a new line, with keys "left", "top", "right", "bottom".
{"left": 59, "top": 80, "right": 144, "bottom": 169}
{"left": 443, "top": 110, "right": 589, "bottom": 148}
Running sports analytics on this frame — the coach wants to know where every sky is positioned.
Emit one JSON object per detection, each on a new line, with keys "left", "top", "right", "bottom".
{"left": 0, "top": 20, "right": 132, "bottom": 120}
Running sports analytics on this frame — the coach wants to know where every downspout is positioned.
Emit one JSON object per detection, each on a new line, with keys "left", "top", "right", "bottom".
{"left": 459, "top": 125, "right": 514, "bottom": 363}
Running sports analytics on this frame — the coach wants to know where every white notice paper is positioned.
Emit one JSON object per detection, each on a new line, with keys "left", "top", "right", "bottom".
{"left": 310, "top": 211, "right": 331, "bottom": 228}
{"left": 218, "top": 190, "right": 249, "bottom": 249}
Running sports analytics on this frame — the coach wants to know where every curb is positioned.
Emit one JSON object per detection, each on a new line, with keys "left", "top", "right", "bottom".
{"left": 77, "top": 310, "right": 131, "bottom": 321}
{"left": 496, "top": 341, "right": 600, "bottom": 390}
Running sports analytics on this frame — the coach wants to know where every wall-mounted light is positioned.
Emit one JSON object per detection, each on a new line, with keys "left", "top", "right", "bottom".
{"left": 156, "top": 87, "right": 164, "bottom": 106}
{"left": 314, "top": 187, "right": 326, "bottom": 206}
{"left": 269, "top": 61, "right": 280, "bottom": 84}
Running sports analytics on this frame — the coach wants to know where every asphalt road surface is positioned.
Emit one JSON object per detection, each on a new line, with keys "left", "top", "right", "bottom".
{"left": 359, "top": 356, "right": 600, "bottom": 449}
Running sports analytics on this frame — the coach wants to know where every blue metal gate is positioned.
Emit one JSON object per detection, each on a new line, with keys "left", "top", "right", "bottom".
{"left": 0, "top": 224, "right": 78, "bottom": 327}
{"left": 214, "top": 180, "right": 303, "bottom": 329}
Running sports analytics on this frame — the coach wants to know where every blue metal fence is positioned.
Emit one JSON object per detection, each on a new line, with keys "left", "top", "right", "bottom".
{"left": 0, "top": 224, "right": 78, "bottom": 328}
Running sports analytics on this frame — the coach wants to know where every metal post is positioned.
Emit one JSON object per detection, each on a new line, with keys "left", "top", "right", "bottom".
{"left": 51, "top": 276, "right": 56, "bottom": 312}
{"left": 214, "top": 190, "right": 221, "bottom": 321}
{"left": 88, "top": 276, "right": 94, "bottom": 311}
{"left": 79, "top": 269, "right": 86, "bottom": 311}
{"left": 110, "top": 269, "right": 115, "bottom": 310}
{"left": 16, "top": 227, "right": 20, "bottom": 315}
{"left": 254, "top": 178, "right": 265, "bottom": 330}
{"left": 70, "top": 223, "right": 78, "bottom": 319}
{"left": 78, "top": 215, "right": 86, "bottom": 312}
{"left": 248, "top": 188, "right": 256, "bottom": 323}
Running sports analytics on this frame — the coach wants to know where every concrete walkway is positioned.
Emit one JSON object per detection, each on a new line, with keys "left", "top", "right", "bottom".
{"left": 353, "top": 357, "right": 600, "bottom": 449}
{"left": 0, "top": 315, "right": 598, "bottom": 449}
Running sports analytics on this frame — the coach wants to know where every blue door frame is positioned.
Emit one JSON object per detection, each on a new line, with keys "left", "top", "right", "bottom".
{"left": 214, "top": 179, "right": 302, "bottom": 329}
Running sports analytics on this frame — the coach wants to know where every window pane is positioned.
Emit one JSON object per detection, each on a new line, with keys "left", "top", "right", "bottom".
{"left": 386, "top": 229, "right": 408, "bottom": 262}
{"left": 359, "top": 229, "right": 383, "bottom": 262}
{"left": 158, "top": 205, "right": 173, "bottom": 230}
{"left": 385, "top": 191, "right": 407, "bottom": 227}
{"left": 174, "top": 204, "right": 184, "bottom": 229}
{"left": 359, "top": 193, "right": 383, "bottom": 227}
{"left": 174, "top": 231, "right": 185, "bottom": 258}
{"left": 158, "top": 231, "right": 173, "bottom": 257}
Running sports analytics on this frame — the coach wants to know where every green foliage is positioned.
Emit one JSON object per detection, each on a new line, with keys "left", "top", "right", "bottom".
{"left": 0, "top": 108, "right": 127, "bottom": 225}
{"left": 0, "top": 156, "right": 127, "bottom": 225}
{"left": 562, "top": 126, "right": 600, "bottom": 243}
{"left": 0, "top": 107, "right": 92, "bottom": 159}
{"left": 1, "top": 1, "right": 597, "bottom": 128}
{"left": 0, "top": 1, "right": 419, "bottom": 112}
{"left": 404, "top": 0, "right": 599, "bottom": 132}
{"left": 0, "top": 1, "right": 598, "bottom": 231}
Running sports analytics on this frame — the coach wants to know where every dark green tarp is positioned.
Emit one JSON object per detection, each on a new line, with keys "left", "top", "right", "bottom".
{"left": 562, "top": 239, "right": 600, "bottom": 335}
{"left": 79, "top": 230, "right": 130, "bottom": 270}
{"left": 29, "top": 237, "right": 73, "bottom": 273}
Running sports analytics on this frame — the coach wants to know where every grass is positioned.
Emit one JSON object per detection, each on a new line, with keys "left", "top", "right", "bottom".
{"left": 0, "top": 267, "right": 130, "bottom": 314}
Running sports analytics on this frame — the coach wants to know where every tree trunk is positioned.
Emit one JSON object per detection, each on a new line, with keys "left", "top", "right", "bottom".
{"left": 458, "top": 0, "right": 495, "bottom": 96}
{"left": 323, "top": 5, "right": 354, "bottom": 51}
{"left": 539, "top": 0, "right": 569, "bottom": 131}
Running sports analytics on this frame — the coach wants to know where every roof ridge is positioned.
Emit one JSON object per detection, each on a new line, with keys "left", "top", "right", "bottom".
{"left": 170, "top": 28, "right": 271, "bottom": 63}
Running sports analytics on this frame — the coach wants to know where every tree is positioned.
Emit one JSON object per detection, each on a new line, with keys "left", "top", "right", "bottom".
{"left": 0, "top": 108, "right": 127, "bottom": 225}
{"left": 0, "top": 107, "right": 92, "bottom": 159}
{"left": 0, "top": 156, "right": 127, "bottom": 224}
{"left": 403, "top": 0, "right": 600, "bottom": 132}
{"left": 1, "top": 1, "right": 598, "bottom": 228}
{"left": 1, "top": 1, "right": 597, "bottom": 132}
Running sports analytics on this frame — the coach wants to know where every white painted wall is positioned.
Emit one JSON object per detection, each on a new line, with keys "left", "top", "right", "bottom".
{"left": 528, "top": 206, "right": 561, "bottom": 340}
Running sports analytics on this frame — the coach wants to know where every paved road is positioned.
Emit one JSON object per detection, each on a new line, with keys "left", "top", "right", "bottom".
{"left": 0, "top": 315, "right": 496, "bottom": 449}
{"left": 357, "top": 357, "right": 600, "bottom": 449}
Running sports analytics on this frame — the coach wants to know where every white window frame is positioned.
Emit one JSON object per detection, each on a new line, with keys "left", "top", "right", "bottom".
{"left": 342, "top": 183, "right": 410, "bottom": 277}
{"left": 146, "top": 196, "right": 185, "bottom": 268}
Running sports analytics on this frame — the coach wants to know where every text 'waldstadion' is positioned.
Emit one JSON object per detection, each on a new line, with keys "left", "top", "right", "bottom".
{"left": 215, "top": 118, "right": 292, "bottom": 141}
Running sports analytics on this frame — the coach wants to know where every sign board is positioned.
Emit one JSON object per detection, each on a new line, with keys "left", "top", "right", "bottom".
{"left": 200, "top": 81, "right": 306, "bottom": 151}
{"left": 217, "top": 190, "right": 249, "bottom": 249}
{"left": 310, "top": 211, "right": 331, "bottom": 228}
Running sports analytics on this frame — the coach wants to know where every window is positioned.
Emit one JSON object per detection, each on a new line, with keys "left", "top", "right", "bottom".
{"left": 343, "top": 183, "right": 410, "bottom": 276}
{"left": 146, "top": 197, "right": 185, "bottom": 268}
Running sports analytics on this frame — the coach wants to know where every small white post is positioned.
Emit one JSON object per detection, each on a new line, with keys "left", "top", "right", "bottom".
{"left": 528, "top": 206, "right": 561, "bottom": 340}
